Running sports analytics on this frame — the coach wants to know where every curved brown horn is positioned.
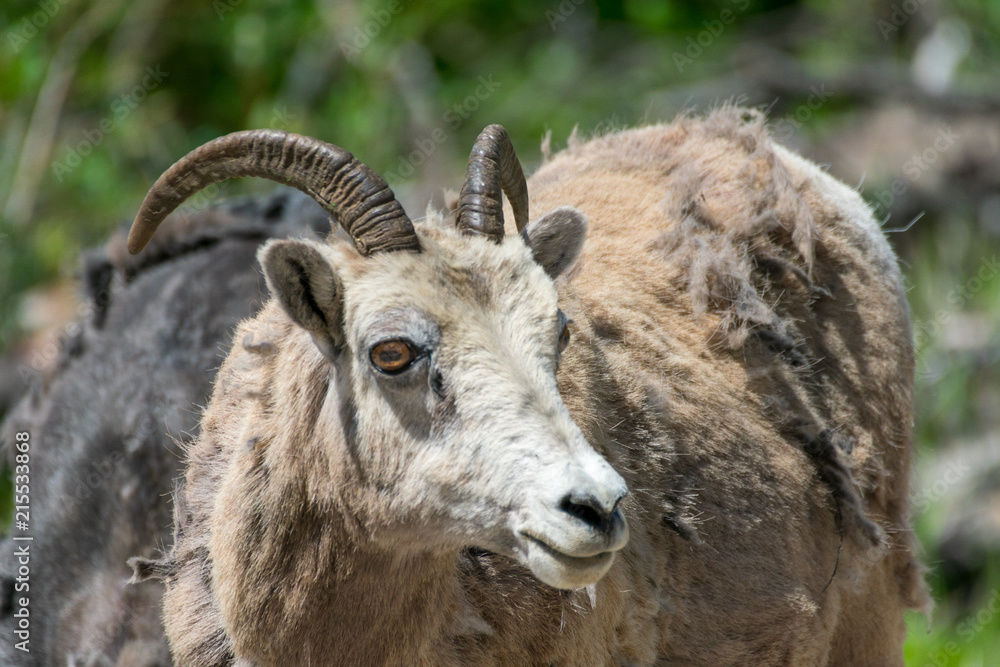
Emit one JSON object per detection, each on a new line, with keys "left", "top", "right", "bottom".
{"left": 456, "top": 124, "right": 529, "bottom": 242}
{"left": 127, "top": 129, "right": 420, "bottom": 256}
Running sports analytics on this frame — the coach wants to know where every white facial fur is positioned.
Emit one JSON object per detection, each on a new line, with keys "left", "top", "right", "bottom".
{"left": 260, "top": 209, "right": 628, "bottom": 589}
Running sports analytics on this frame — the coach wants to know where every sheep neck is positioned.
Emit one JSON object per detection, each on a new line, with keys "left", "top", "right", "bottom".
{"left": 239, "top": 485, "right": 462, "bottom": 664}
{"left": 310, "top": 538, "right": 459, "bottom": 664}
{"left": 222, "top": 338, "right": 465, "bottom": 664}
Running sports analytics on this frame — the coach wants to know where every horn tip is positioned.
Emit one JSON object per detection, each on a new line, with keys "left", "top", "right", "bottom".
{"left": 126, "top": 222, "right": 149, "bottom": 255}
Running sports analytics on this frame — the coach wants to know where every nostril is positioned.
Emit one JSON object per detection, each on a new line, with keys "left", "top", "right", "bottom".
{"left": 559, "top": 493, "right": 612, "bottom": 535}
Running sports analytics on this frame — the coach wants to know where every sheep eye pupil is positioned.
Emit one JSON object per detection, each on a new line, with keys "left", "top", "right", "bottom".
{"left": 371, "top": 340, "right": 414, "bottom": 373}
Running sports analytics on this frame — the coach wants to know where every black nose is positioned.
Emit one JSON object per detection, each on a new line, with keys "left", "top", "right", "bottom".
{"left": 559, "top": 490, "right": 624, "bottom": 536}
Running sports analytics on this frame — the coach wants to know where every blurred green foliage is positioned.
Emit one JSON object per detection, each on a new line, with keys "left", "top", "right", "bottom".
{"left": 2, "top": 0, "right": 999, "bottom": 663}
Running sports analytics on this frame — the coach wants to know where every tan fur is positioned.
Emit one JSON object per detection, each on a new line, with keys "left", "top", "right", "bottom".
{"left": 149, "top": 108, "right": 926, "bottom": 665}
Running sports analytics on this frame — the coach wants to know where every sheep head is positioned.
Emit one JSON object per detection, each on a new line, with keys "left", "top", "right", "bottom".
{"left": 129, "top": 126, "right": 629, "bottom": 590}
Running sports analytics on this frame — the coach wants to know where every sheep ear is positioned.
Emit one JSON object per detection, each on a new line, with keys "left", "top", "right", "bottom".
{"left": 520, "top": 206, "right": 588, "bottom": 279}
{"left": 259, "top": 239, "right": 344, "bottom": 357}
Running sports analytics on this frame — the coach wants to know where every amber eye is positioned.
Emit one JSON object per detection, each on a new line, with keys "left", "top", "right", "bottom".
{"left": 370, "top": 339, "right": 416, "bottom": 374}
{"left": 558, "top": 319, "right": 571, "bottom": 354}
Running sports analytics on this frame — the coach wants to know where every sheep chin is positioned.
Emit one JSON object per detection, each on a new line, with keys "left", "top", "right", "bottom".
{"left": 518, "top": 535, "right": 618, "bottom": 590}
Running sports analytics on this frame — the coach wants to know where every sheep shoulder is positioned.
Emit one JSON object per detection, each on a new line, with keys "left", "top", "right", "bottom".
{"left": 531, "top": 108, "right": 927, "bottom": 663}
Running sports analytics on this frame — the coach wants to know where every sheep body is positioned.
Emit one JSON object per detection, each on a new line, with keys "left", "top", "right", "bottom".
{"left": 0, "top": 193, "right": 330, "bottom": 666}
{"left": 144, "top": 109, "right": 927, "bottom": 666}
{"left": 528, "top": 113, "right": 928, "bottom": 663}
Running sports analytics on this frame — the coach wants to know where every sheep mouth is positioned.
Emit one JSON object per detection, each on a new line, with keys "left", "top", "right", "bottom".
{"left": 518, "top": 532, "right": 618, "bottom": 590}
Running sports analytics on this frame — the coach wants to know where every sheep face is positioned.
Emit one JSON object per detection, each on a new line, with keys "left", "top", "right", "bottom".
{"left": 259, "top": 209, "right": 629, "bottom": 590}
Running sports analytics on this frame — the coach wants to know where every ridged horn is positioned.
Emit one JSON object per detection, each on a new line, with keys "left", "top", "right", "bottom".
{"left": 127, "top": 129, "right": 420, "bottom": 256}
{"left": 456, "top": 124, "right": 529, "bottom": 242}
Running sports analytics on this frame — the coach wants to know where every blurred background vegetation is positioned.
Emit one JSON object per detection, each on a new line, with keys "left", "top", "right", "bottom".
{"left": 1, "top": 0, "right": 998, "bottom": 663}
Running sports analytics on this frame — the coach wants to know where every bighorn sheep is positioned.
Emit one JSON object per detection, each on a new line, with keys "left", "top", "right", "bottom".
{"left": 127, "top": 108, "right": 927, "bottom": 665}
{"left": 0, "top": 192, "right": 330, "bottom": 666}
